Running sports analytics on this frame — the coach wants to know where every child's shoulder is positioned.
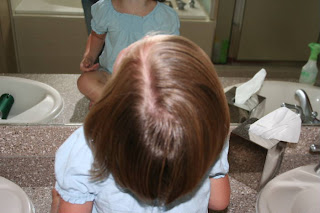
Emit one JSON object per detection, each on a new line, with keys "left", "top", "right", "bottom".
{"left": 91, "top": 0, "right": 117, "bottom": 23}
{"left": 56, "top": 126, "right": 92, "bottom": 162}
{"left": 150, "top": 2, "right": 180, "bottom": 34}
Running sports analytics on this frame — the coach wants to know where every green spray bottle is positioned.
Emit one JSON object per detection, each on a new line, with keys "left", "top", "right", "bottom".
{"left": 299, "top": 42, "right": 320, "bottom": 84}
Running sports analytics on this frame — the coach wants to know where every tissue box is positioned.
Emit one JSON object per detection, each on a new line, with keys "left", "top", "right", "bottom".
{"left": 225, "top": 87, "right": 266, "bottom": 123}
{"left": 229, "top": 118, "right": 287, "bottom": 191}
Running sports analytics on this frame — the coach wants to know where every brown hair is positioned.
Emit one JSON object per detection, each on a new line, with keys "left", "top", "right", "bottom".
{"left": 84, "top": 35, "right": 230, "bottom": 205}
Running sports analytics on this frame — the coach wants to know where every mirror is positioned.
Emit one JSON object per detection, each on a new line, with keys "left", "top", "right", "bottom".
{"left": 1, "top": 0, "right": 319, "bottom": 125}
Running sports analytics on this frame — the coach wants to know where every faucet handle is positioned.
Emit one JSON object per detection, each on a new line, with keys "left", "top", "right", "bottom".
{"left": 310, "top": 144, "right": 320, "bottom": 153}
{"left": 310, "top": 144, "right": 320, "bottom": 174}
{"left": 311, "top": 111, "right": 318, "bottom": 119}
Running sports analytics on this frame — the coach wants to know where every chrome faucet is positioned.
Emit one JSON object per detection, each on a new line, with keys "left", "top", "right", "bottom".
{"left": 281, "top": 89, "right": 320, "bottom": 124}
{"left": 294, "top": 89, "right": 320, "bottom": 124}
{"left": 310, "top": 143, "right": 320, "bottom": 174}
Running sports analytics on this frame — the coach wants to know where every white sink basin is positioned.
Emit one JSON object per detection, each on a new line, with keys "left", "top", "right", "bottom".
{"left": 0, "top": 76, "right": 63, "bottom": 123}
{"left": 225, "top": 81, "right": 320, "bottom": 120}
{"left": 256, "top": 164, "right": 320, "bottom": 213}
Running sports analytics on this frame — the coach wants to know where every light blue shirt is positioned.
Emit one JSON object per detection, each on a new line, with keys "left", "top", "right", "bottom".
{"left": 91, "top": 0, "right": 180, "bottom": 72}
{"left": 55, "top": 127, "right": 229, "bottom": 213}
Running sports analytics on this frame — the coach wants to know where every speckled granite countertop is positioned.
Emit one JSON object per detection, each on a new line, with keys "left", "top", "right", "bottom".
{"left": 1, "top": 125, "right": 319, "bottom": 213}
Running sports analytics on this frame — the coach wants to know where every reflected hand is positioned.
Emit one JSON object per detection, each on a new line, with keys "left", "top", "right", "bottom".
{"left": 80, "top": 57, "right": 99, "bottom": 72}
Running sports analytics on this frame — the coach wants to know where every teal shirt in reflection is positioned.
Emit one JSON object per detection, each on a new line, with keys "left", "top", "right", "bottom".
{"left": 91, "top": 0, "right": 180, "bottom": 73}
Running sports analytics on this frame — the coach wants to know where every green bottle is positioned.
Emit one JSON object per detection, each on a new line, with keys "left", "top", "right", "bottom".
{"left": 0, "top": 93, "right": 14, "bottom": 119}
{"left": 299, "top": 43, "right": 320, "bottom": 85}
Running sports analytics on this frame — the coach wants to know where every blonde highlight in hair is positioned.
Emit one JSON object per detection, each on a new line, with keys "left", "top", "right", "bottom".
{"left": 84, "top": 35, "right": 230, "bottom": 204}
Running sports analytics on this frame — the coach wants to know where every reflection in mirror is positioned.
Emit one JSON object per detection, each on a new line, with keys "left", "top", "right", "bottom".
{"left": 225, "top": 80, "right": 320, "bottom": 126}
{"left": 0, "top": 0, "right": 319, "bottom": 125}
{"left": 0, "top": 74, "right": 89, "bottom": 125}
{"left": 0, "top": 76, "right": 63, "bottom": 124}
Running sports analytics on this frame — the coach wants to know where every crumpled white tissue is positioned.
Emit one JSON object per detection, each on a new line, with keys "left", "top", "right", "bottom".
{"left": 234, "top": 94, "right": 259, "bottom": 111}
{"left": 249, "top": 107, "right": 302, "bottom": 143}
{"left": 235, "top": 68, "right": 267, "bottom": 105}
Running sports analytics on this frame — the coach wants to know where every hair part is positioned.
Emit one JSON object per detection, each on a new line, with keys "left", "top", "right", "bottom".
{"left": 84, "top": 35, "right": 230, "bottom": 205}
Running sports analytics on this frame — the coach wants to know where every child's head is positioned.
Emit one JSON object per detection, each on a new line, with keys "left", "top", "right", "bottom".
{"left": 84, "top": 35, "right": 230, "bottom": 204}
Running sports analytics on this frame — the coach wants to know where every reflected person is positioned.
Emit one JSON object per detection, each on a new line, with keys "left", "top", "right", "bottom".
{"left": 77, "top": 0, "right": 180, "bottom": 107}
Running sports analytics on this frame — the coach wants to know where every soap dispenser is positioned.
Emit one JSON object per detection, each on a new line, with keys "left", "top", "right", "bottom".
{"left": 299, "top": 42, "right": 320, "bottom": 85}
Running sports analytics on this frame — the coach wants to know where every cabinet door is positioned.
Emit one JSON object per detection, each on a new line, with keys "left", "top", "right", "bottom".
{"left": 14, "top": 16, "right": 87, "bottom": 73}
{"left": 233, "top": 0, "right": 320, "bottom": 61}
